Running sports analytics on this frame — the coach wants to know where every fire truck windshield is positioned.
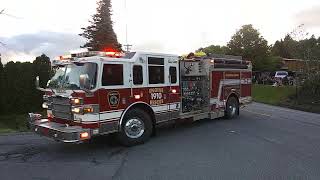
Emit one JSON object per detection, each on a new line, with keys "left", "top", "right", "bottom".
{"left": 47, "top": 62, "right": 97, "bottom": 90}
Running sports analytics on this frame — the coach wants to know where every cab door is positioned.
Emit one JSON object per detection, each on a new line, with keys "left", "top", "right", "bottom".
{"left": 167, "top": 57, "right": 180, "bottom": 119}
{"left": 146, "top": 56, "right": 169, "bottom": 122}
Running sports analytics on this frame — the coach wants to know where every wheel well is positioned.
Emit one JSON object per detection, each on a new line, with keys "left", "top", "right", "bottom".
{"left": 227, "top": 93, "right": 239, "bottom": 104}
{"left": 121, "top": 103, "right": 156, "bottom": 134}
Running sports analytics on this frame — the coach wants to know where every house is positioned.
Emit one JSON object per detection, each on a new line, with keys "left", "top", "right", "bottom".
{"left": 281, "top": 58, "right": 320, "bottom": 73}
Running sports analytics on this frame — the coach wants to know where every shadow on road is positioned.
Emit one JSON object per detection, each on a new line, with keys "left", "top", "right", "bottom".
{"left": 0, "top": 117, "right": 230, "bottom": 164}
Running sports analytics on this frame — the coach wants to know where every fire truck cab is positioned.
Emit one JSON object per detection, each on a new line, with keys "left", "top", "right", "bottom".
{"left": 29, "top": 51, "right": 252, "bottom": 146}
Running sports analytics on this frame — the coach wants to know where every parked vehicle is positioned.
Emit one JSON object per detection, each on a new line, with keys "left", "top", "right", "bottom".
{"left": 274, "top": 71, "right": 288, "bottom": 79}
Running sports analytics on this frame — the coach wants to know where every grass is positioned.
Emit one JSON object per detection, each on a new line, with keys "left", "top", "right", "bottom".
{"left": 252, "top": 84, "right": 296, "bottom": 105}
{"left": 0, "top": 114, "right": 30, "bottom": 134}
{"left": 253, "top": 84, "right": 320, "bottom": 113}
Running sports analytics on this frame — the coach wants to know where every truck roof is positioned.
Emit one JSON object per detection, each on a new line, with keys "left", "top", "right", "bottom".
{"left": 53, "top": 51, "right": 179, "bottom": 65}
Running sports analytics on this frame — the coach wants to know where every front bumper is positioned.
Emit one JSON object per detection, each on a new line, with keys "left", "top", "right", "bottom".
{"left": 28, "top": 113, "right": 91, "bottom": 143}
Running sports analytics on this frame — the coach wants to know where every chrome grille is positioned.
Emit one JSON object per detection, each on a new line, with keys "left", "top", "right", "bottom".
{"left": 52, "top": 97, "right": 70, "bottom": 105}
{"left": 51, "top": 97, "right": 73, "bottom": 120}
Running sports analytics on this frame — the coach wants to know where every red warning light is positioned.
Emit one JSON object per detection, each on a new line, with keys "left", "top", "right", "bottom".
{"left": 102, "top": 47, "right": 123, "bottom": 58}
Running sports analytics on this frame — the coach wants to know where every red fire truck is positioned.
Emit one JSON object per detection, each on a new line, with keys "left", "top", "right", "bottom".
{"left": 29, "top": 51, "right": 252, "bottom": 146}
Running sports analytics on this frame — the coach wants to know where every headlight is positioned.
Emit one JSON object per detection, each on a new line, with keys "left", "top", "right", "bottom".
{"left": 42, "top": 102, "right": 49, "bottom": 109}
{"left": 72, "top": 107, "right": 83, "bottom": 114}
{"left": 70, "top": 98, "right": 83, "bottom": 105}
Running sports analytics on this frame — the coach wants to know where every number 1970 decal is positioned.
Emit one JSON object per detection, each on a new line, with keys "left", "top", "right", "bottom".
{"left": 149, "top": 88, "right": 164, "bottom": 105}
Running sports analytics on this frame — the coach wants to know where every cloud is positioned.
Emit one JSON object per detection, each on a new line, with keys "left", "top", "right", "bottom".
{"left": 295, "top": 6, "right": 320, "bottom": 28}
{"left": 0, "top": 31, "right": 85, "bottom": 63}
{"left": 133, "top": 41, "right": 166, "bottom": 53}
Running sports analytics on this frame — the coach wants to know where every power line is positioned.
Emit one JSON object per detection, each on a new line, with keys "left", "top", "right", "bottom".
{"left": 0, "top": 9, "right": 21, "bottom": 19}
{"left": 0, "top": 9, "right": 21, "bottom": 47}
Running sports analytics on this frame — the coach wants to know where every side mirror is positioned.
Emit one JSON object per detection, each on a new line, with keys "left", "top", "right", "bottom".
{"left": 79, "top": 74, "right": 91, "bottom": 90}
{"left": 35, "top": 76, "right": 40, "bottom": 88}
{"left": 35, "top": 76, "right": 45, "bottom": 91}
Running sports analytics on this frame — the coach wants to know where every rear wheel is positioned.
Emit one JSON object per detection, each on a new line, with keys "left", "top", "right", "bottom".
{"left": 117, "top": 109, "right": 153, "bottom": 146}
{"left": 225, "top": 96, "right": 239, "bottom": 119}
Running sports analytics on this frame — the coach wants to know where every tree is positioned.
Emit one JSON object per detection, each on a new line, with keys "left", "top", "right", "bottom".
{"left": 197, "top": 45, "right": 229, "bottom": 55}
{"left": 32, "top": 54, "right": 52, "bottom": 110}
{"left": 271, "top": 35, "right": 299, "bottom": 59}
{"left": 227, "top": 24, "right": 270, "bottom": 70}
{"left": 254, "top": 56, "right": 282, "bottom": 71}
{"left": 80, "top": 0, "right": 121, "bottom": 51}
{"left": 0, "top": 54, "right": 52, "bottom": 114}
{"left": 0, "top": 58, "right": 4, "bottom": 113}
{"left": 272, "top": 34, "right": 320, "bottom": 61}
{"left": 33, "top": 54, "right": 52, "bottom": 88}
{"left": 228, "top": 24, "right": 269, "bottom": 59}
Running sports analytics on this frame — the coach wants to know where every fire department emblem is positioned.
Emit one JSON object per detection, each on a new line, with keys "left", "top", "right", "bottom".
{"left": 108, "top": 91, "right": 120, "bottom": 108}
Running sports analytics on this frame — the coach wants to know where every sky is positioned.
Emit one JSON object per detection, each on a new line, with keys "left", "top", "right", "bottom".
{"left": 1, "top": 0, "right": 320, "bottom": 63}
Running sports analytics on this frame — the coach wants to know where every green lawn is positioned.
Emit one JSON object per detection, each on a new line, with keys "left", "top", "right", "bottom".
{"left": 252, "top": 84, "right": 296, "bottom": 105}
{"left": 0, "top": 114, "right": 29, "bottom": 134}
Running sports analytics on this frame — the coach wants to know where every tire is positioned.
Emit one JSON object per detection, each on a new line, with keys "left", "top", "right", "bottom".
{"left": 117, "top": 109, "right": 153, "bottom": 146}
{"left": 225, "top": 96, "right": 239, "bottom": 119}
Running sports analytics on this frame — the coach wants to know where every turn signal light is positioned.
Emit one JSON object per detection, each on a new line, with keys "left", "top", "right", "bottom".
{"left": 80, "top": 132, "right": 89, "bottom": 139}
{"left": 72, "top": 105, "right": 95, "bottom": 114}
{"left": 134, "top": 95, "right": 141, "bottom": 100}
{"left": 83, "top": 107, "right": 94, "bottom": 113}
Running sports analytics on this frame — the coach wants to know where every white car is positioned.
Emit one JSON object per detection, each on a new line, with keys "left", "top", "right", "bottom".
{"left": 274, "top": 71, "right": 288, "bottom": 79}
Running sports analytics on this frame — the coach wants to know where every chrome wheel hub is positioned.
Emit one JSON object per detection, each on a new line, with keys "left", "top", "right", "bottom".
{"left": 229, "top": 104, "right": 236, "bottom": 116}
{"left": 124, "top": 118, "right": 145, "bottom": 139}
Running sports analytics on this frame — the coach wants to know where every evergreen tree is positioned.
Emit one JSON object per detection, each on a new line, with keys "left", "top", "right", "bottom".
{"left": 80, "top": 0, "right": 121, "bottom": 51}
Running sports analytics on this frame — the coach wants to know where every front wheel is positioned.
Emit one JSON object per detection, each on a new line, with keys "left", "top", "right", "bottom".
{"left": 117, "top": 109, "right": 153, "bottom": 146}
{"left": 225, "top": 96, "right": 239, "bottom": 119}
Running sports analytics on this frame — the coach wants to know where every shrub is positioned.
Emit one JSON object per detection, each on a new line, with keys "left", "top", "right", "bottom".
{"left": 298, "top": 74, "right": 320, "bottom": 103}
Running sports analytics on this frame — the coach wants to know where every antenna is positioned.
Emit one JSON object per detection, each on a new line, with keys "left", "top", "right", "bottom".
{"left": 123, "top": 0, "right": 132, "bottom": 52}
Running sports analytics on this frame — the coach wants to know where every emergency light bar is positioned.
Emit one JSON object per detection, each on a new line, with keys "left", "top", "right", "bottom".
{"left": 54, "top": 51, "right": 124, "bottom": 61}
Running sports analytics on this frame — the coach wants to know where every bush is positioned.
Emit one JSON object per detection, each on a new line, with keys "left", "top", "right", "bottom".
{"left": 0, "top": 54, "right": 52, "bottom": 115}
{"left": 298, "top": 74, "right": 320, "bottom": 103}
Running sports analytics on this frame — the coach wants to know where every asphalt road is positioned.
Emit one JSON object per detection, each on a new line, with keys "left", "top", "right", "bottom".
{"left": 1, "top": 102, "right": 320, "bottom": 180}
